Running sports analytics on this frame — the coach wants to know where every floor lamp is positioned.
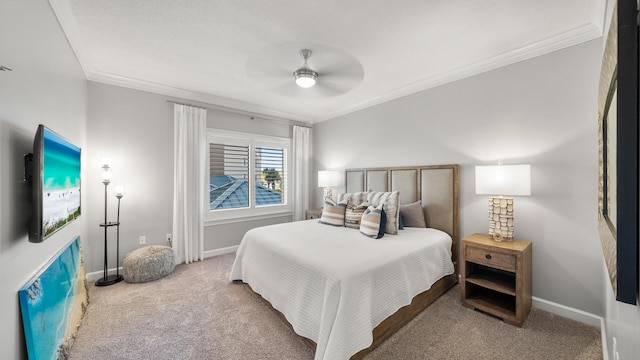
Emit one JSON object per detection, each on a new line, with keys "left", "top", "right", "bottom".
{"left": 96, "top": 157, "right": 124, "bottom": 286}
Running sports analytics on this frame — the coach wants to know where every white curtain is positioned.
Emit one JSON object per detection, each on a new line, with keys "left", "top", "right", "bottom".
{"left": 172, "top": 104, "right": 207, "bottom": 264}
{"left": 292, "top": 125, "right": 311, "bottom": 221}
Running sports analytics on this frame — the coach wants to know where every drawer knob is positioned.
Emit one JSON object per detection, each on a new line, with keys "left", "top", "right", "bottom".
{"left": 485, "top": 254, "right": 492, "bottom": 260}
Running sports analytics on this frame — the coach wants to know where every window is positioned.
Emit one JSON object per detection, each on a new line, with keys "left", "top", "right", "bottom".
{"left": 207, "top": 129, "right": 290, "bottom": 222}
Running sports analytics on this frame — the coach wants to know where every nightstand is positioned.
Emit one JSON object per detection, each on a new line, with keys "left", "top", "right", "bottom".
{"left": 305, "top": 208, "right": 322, "bottom": 220}
{"left": 461, "top": 233, "right": 532, "bottom": 326}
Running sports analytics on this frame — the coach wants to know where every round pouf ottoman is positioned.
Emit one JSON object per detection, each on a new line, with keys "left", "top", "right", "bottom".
{"left": 123, "top": 245, "right": 175, "bottom": 283}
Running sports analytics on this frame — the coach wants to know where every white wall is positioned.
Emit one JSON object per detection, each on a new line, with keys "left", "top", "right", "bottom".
{"left": 0, "top": 1, "right": 88, "bottom": 359}
{"left": 85, "top": 82, "right": 292, "bottom": 275}
{"left": 313, "top": 39, "right": 604, "bottom": 315}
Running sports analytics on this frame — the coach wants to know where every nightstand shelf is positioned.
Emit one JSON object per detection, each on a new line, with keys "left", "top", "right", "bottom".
{"left": 465, "top": 266, "right": 516, "bottom": 296}
{"left": 461, "top": 233, "right": 532, "bottom": 326}
{"left": 465, "top": 285, "right": 516, "bottom": 318}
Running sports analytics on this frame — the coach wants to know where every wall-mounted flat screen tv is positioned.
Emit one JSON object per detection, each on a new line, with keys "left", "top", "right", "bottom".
{"left": 30, "top": 125, "right": 81, "bottom": 243}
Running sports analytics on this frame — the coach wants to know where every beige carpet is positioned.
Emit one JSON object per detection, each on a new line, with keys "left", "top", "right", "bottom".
{"left": 68, "top": 254, "right": 602, "bottom": 360}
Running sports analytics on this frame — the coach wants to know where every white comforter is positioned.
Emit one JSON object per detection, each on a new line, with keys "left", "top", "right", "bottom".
{"left": 229, "top": 220, "right": 454, "bottom": 360}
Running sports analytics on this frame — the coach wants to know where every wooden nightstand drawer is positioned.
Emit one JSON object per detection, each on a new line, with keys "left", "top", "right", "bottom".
{"left": 465, "top": 246, "right": 516, "bottom": 272}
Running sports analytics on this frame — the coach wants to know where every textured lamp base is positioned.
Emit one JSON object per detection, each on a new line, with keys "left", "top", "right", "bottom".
{"left": 323, "top": 187, "right": 333, "bottom": 201}
{"left": 488, "top": 196, "right": 515, "bottom": 241}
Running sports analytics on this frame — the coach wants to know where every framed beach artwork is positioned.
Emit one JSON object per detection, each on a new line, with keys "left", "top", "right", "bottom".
{"left": 598, "top": 1, "right": 639, "bottom": 305}
{"left": 18, "top": 237, "right": 88, "bottom": 359}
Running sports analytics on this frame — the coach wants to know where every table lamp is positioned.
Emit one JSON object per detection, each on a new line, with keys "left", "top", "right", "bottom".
{"left": 318, "top": 170, "right": 340, "bottom": 201}
{"left": 475, "top": 164, "right": 531, "bottom": 241}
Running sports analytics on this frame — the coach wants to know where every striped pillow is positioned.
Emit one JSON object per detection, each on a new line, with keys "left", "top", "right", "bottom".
{"left": 359, "top": 204, "right": 386, "bottom": 239}
{"left": 318, "top": 198, "right": 348, "bottom": 226}
{"left": 344, "top": 201, "right": 368, "bottom": 229}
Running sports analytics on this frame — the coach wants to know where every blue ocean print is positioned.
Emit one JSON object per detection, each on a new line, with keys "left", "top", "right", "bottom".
{"left": 19, "top": 237, "right": 84, "bottom": 360}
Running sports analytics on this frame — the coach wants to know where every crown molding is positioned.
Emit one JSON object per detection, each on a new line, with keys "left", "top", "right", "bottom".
{"left": 50, "top": 0, "right": 93, "bottom": 77}
{"left": 86, "top": 71, "right": 311, "bottom": 123}
{"left": 312, "top": 21, "right": 603, "bottom": 123}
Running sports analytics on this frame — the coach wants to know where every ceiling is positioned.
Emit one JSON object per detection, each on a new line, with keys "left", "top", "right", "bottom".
{"left": 51, "top": 0, "right": 605, "bottom": 123}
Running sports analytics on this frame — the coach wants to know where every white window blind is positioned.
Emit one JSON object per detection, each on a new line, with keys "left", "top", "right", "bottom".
{"left": 206, "top": 129, "right": 291, "bottom": 222}
{"left": 254, "top": 146, "right": 286, "bottom": 206}
{"left": 209, "top": 143, "right": 250, "bottom": 210}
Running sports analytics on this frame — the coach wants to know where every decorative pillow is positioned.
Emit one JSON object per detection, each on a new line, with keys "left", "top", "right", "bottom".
{"left": 367, "top": 191, "right": 400, "bottom": 235}
{"left": 399, "top": 200, "right": 427, "bottom": 228}
{"left": 344, "top": 201, "right": 369, "bottom": 229}
{"left": 359, "top": 204, "right": 386, "bottom": 239}
{"left": 398, "top": 212, "right": 404, "bottom": 230}
{"left": 318, "top": 198, "right": 348, "bottom": 226}
{"left": 337, "top": 191, "right": 370, "bottom": 205}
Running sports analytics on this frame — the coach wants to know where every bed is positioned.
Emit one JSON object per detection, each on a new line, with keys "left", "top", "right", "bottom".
{"left": 230, "top": 165, "right": 459, "bottom": 360}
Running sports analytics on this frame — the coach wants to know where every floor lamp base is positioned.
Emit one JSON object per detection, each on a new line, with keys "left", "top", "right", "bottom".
{"left": 95, "top": 274, "right": 123, "bottom": 287}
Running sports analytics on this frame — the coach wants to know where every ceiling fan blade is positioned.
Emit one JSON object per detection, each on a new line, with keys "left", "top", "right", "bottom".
{"left": 246, "top": 61, "right": 291, "bottom": 80}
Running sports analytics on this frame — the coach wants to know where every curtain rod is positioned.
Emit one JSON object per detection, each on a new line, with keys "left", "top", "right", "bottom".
{"left": 166, "top": 100, "right": 312, "bottom": 128}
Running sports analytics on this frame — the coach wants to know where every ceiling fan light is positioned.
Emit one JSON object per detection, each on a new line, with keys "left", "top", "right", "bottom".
{"left": 294, "top": 70, "right": 317, "bottom": 88}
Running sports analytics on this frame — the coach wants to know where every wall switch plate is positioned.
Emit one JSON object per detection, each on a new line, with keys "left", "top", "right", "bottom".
{"left": 139, "top": 235, "right": 146, "bottom": 245}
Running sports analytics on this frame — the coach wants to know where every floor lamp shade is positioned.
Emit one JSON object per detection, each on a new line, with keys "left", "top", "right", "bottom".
{"left": 475, "top": 164, "right": 531, "bottom": 241}
{"left": 318, "top": 170, "right": 340, "bottom": 200}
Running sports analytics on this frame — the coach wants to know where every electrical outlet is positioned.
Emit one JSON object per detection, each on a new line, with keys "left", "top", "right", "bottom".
{"left": 166, "top": 233, "right": 172, "bottom": 243}
{"left": 139, "top": 235, "right": 146, "bottom": 245}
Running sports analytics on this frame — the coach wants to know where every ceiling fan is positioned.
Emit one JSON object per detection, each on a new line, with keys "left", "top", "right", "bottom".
{"left": 293, "top": 49, "right": 318, "bottom": 88}
{"left": 245, "top": 43, "right": 364, "bottom": 98}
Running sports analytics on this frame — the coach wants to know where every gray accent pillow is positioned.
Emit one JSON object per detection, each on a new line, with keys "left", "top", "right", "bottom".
{"left": 399, "top": 200, "right": 427, "bottom": 228}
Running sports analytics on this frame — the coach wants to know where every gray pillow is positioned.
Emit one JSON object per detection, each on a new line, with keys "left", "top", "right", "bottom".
{"left": 399, "top": 201, "right": 426, "bottom": 228}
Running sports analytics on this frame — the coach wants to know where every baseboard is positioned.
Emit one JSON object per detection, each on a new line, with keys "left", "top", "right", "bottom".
{"left": 534, "top": 297, "right": 607, "bottom": 358}
{"left": 204, "top": 245, "right": 238, "bottom": 258}
{"left": 532, "top": 296, "right": 602, "bottom": 328}
{"left": 600, "top": 317, "right": 609, "bottom": 360}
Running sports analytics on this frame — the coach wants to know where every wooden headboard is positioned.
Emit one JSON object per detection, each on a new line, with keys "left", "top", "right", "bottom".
{"left": 344, "top": 164, "right": 460, "bottom": 268}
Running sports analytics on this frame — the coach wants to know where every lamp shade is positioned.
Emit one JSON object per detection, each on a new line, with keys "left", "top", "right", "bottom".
{"left": 101, "top": 170, "right": 113, "bottom": 182}
{"left": 100, "top": 154, "right": 112, "bottom": 168}
{"left": 318, "top": 170, "right": 339, "bottom": 188}
{"left": 114, "top": 184, "right": 125, "bottom": 197}
{"left": 475, "top": 164, "right": 531, "bottom": 196}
